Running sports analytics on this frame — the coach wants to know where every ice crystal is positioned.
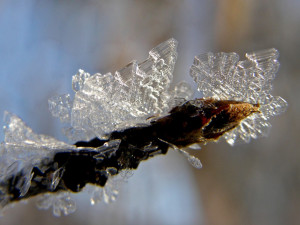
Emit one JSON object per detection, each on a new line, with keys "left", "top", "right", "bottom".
{"left": 36, "top": 192, "right": 76, "bottom": 217}
{"left": 48, "top": 167, "right": 65, "bottom": 191}
{"left": 50, "top": 39, "right": 178, "bottom": 139}
{"left": 190, "top": 48, "right": 287, "bottom": 145}
{"left": 92, "top": 139, "right": 121, "bottom": 162}
{"left": 0, "top": 112, "right": 73, "bottom": 180}
{"left": 90, "top": 170, "right": 129, "bottom": 205}
{"left": 72, "top": 69, "right": 91, "bottom": 92}
{"left": 48, "top": 94, "right": 72, "bottom": 123}
{"left": 170, "top": 81, "right": 194, "bottom": 107}
{"left": 0, "top": 112, "right": 76, "bottom": 209}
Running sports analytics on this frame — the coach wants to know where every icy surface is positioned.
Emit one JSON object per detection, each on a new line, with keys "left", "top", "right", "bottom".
{"left": 50, "top": 39, "right": 178, "bottom": 139}
{"left": 190, "top": 48, "right": 288, "bottom": 145}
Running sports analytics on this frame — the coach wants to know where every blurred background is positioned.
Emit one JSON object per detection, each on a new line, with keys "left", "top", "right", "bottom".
{"left": 0, "top": 0, "right": 299, "bottom": 224}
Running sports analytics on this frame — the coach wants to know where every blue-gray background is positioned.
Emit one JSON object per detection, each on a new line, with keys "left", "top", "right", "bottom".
{"left": 0, "top": 1, "right": 299, "bottom": 225}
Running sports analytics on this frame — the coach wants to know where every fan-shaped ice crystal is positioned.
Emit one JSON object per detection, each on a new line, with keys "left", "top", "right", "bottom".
{"left": 190, "top": 49, "right": 287, "bottom": 145}
{"left": 49, "top": 39, "right": 177, "bottom": 137}
{"left": 49, "top": 39, "right": 178, "bottom": 139}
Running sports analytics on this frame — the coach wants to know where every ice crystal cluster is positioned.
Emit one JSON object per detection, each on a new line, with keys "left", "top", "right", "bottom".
{"left": 0, "top": 38, "right": 287, "bottom": 216}
{"left": 49, "top": 39, "right": 287, "bottom": 144}
{"left": 0, "top": 112, "right": 72, "bottom": 189}
{"left": 49, "top": 39, "right": 189, "bottom": 140}
{"left": 0, "top": 112, "right": 77, "bottom": 215}
{"left": 190, "top": 49, "right": 288, "bottom": 144}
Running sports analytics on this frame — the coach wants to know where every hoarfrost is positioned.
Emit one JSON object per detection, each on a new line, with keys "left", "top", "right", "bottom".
{"left": 0, "top": 112, "right": 76, "bottom": 209}
{"left": 190, "top": 48, "right": 287, "bottom": 145}
{"left": 36, "top": 192, "right": 76, "bottom": 217}
{"left": 0, "top": 38, "right": 288, "bottom": 216}
{"left": 0, "top": 112, "right": 74, "bottom": 181}
{"left": 159, "top": 139, "right": 202, "bottom": 169}
{"left": 90, "top": 169, "right": 133, "bottom": 205}
{"left": 50, "top": 39, "right": 178, "bottom": 139}
{"left": 48, "top": 94, "right": 72, "bottom": 123}
{"left": 175, "top": 147, "right": 202, "bottom": 169}
{"left": 72, "top": 69, "right": 91, "bottom": 92}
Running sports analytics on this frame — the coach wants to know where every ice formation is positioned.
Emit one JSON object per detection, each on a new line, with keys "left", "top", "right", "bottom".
{"left": 0, "top": 38, "right": 287, "bottom": 216}
{"left": 0, "top": 111, "right": 74, "bottom": 182}
{"left": 190, "top": 49, "right": 288, "bottom": 144}
{"left": 49, "top": 40, "right": 287, "bottom": 145}
{"left": 36, "top": 192, "right": 76, "bottom": 217}
{"left": 49, "top": 39, "right": 180, "bottom": 140}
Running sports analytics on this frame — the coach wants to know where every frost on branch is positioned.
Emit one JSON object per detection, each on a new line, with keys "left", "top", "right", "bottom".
{"left": 49, "top": 39, "right": 179, "bottom": 139}
{"left": 0, "top": 112, "right": 75, "bottom": 209}
{"left": 0, "top": 39, "right": 288, "bottom": 216}
{"left": 190, "top": 49, "right": 288, "bottom": 145}
{"left": 0, "top": 112, "right": 73, "bottom": 179}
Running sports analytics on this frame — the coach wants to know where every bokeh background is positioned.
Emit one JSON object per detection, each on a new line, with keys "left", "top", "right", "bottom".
{"left": 0, "top": 0, "right": 299, "bottom": 224}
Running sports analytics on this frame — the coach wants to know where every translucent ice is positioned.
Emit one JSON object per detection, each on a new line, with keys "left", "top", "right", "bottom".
{"left": 93, "top": 139, "right": 121, "bottom": 161}
{"left": 50, "top": 39, "right": 178, "bottom": 139}
{"left": 36, "top": 192, "right": 76, "bottom": 217}
{"left": 159, "top": 139, "right": 202, "bottom": 169}
{"left": 190, "top": 48, "right": 287, "bottom": 145}
{"left": 50, "top": 41, "right": 287, "bottom": 146}
{"left": 72, "top": 69, "right": 91, "bottom": 92}
{"left": 48, "top": 94, "right": 72, "bottom": 123}
{"left": 90, "top": 169, "right": 133, "bottom": 205}
{"left": 175, "top": 147, "right": 202, "bottom": 169}
{"left": 48, "top": 167, "right": 65, "bottom": 191}
{"left": 0, "top": 112, "right": 76, "bottom": 209}
{"left": 0, "top": 112, "right": 74, "bottom": 181}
